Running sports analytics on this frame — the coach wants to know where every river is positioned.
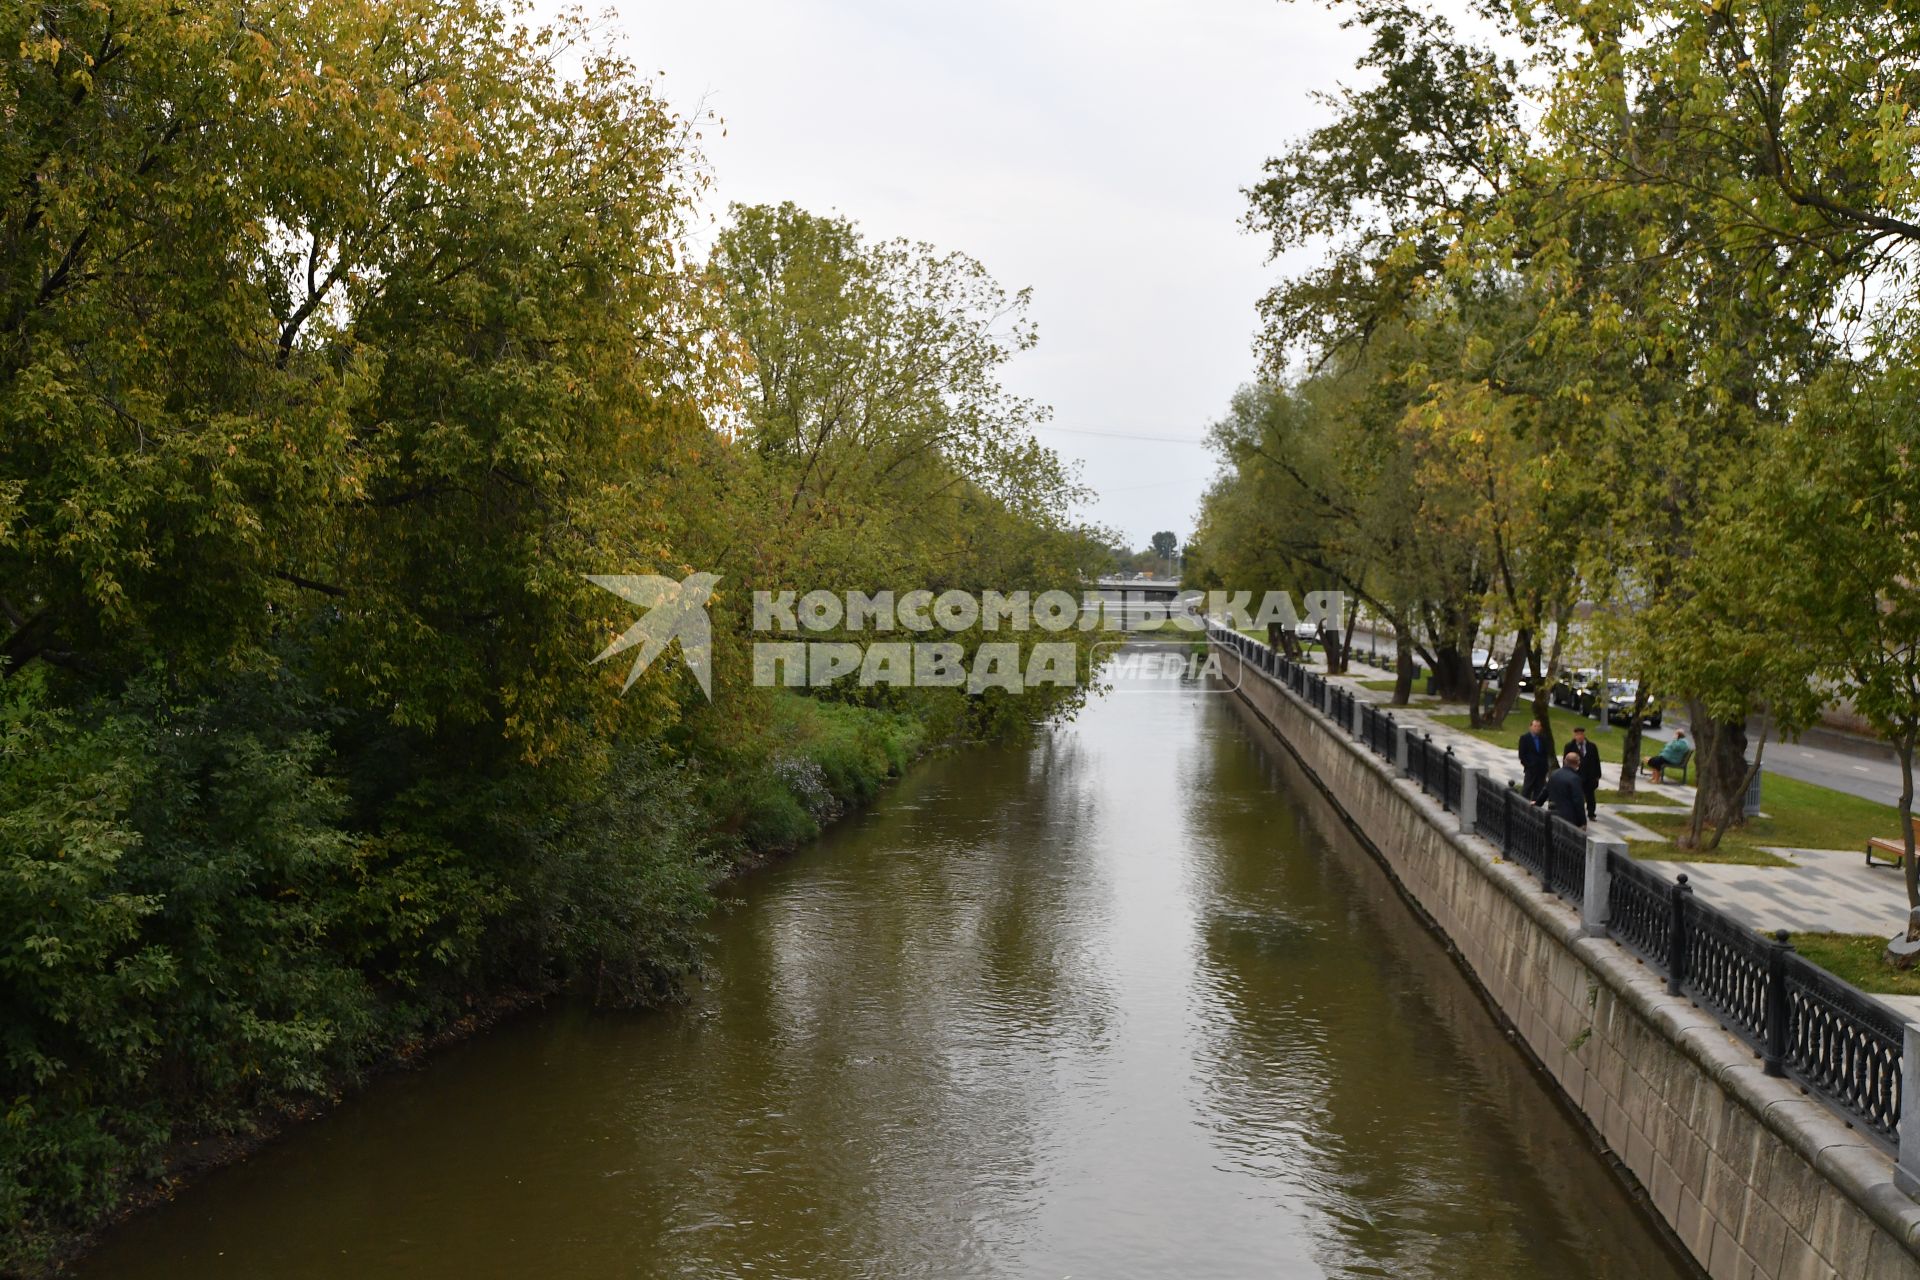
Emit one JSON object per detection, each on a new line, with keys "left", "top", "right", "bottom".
{"left": 77, "top": 650, "right": 1695, "bottom": 1278}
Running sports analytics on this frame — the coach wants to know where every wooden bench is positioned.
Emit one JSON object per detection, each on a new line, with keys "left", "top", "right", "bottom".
{"left": 1866, "top": 815, "right": 1920, "bottom": 868}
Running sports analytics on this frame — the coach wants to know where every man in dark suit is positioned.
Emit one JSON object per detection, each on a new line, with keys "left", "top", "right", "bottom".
{"left": 1564, "top": 725, "right": 1602, "bottom": 820}
{"left": 1517, "top": 718, "right": 1552, "bottom": 800}
{"left": 1539, "top": 751, "right": 1589, "bottom": 827}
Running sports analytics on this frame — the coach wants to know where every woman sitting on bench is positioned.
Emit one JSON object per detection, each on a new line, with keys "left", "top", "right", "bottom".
{"left": 1642, "top": 731, "right": 1691, "bottom": 783}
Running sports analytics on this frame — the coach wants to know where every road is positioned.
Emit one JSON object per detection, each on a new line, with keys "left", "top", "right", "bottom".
{"left": 1339, "top": 641, "right": 1906, "bottom": 808}
{"left": 1641, "top": 722, "right": 1905, "bottom": 808}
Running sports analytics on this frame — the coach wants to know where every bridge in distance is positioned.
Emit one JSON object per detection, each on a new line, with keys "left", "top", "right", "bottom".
{"left": 1086, "top": 578, "right": 1192, "bottom": 630}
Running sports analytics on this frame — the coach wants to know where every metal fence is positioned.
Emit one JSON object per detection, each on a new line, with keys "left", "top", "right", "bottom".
{"left": 1505, "top": 790, "right": 1549, "bottom": 881}
{"left": 1784, "top": 953, "right": 1904, "bottom": 1139}
{"left": 1546, "top": 812, "right": 1588, "bottom": 902}
{"left": 1365, "top": 705, "right": 1396, "bottom": 760}
{"left": 1407, "top": 732, "right": 1432, "bottom": 794}
{"left": 1203, "top": 617, "right": 1907, "bottom": 1149}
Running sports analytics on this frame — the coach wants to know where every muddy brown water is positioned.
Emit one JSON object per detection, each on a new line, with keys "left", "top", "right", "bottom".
{"left": 77, "top": 654, "right": 1695, "bottom": 1278}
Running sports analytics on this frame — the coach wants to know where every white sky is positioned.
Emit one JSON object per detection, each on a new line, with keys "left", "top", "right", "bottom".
{"left": 598, "top": 0, "right": 1369, "bottom": 550}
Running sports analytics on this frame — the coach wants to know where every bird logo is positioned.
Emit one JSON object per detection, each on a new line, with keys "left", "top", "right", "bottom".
{"left": 587, "top": 572, "right": 720, "bottom": 699}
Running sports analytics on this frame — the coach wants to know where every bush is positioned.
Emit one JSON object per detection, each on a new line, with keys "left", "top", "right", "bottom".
{"left": 0, "top": 670, "right": 380, "bottom": 1267}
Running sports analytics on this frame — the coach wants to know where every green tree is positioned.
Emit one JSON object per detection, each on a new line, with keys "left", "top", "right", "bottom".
{"left": 1746, "top": 349, "right": 1920, "bottom": 904}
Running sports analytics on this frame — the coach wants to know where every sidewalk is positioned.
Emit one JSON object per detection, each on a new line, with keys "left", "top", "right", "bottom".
{"left": 1340, "top": 627, "right": 1905, "bottom": 806}
{"left": 1310, "top": 651, "right": 1920, "bottom": 1016}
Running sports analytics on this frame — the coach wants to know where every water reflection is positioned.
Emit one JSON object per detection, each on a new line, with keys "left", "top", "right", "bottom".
{"left": 75, "top": 651, "right": 1693, "bottom": 1279}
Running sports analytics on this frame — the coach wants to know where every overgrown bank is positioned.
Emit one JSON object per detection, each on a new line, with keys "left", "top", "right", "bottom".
{"left": 0, "top": 2, "right": 1102, "bottom": 1270}
{"left": 3, "top": 674, "right": 940, "bottom": 1274}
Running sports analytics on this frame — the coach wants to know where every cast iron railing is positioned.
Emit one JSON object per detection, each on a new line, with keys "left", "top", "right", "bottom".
{"left": 1504, "top": 790, "right": 1549, "bottom": 881}
{"left": 1422, "top": 736, "right": 1447, "bottom": 797}
{"left": 1205, "top": 616, "right": 1905, "bottom": 1147}
{"left": 1784, "top": 954, "right": 1903, "bottom": 1140}
{"left": 1474, "top": 773, "right": 1508, "bottom": 848}
{"left": 1407, "top": 732, "right": 1431, "bottom": 794}
{"left": 1545, "top": 814, "right": 1587, "bottom": 903}
{"left": 1605, "top": 851, "right": 1671, "bottom": 967}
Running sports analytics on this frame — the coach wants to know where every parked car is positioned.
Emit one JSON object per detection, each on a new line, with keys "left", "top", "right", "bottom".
{"left": 1553, "top": 667, "right": 1600, "bottom": 710}
{"left": 1471, "top": 648, "right": 1502, "bottom": 680}
{"left": 1603, "top": 680, "right": 1664, "bottom": 729}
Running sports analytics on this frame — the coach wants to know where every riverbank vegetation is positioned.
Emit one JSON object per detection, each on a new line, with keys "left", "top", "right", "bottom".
{"left": 1188, "top": 1, "right": 1920, "bottom": 875}
{"left": 0, "top": 2, "right": 1106, "bottom": 1268}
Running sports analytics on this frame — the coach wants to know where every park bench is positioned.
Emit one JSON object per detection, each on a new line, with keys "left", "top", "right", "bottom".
{"left": 1866, "top": 814, "right": 1920, "bottom": 869}
{"left": 1641, "top": 748, "right": 1690, "bottom": 785}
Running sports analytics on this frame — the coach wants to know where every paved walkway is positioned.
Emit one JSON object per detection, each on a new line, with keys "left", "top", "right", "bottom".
{"left": 1304, "top": 652, "right": 1919, "bottom": 971}
{"left": 1340, "top": 635, "right": 1906, "bottom": 806}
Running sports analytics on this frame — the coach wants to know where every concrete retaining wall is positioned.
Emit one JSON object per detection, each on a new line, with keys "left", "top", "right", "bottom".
{"left": 1214, "top": 641, "right": 1920, "bottom": 1280}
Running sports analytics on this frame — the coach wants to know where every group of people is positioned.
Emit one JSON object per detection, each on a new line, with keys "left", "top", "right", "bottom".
{"left": 1518, "top": 720, "right": 1693, "bottom": 828}
{"left": 1519, "top": 720, "right": 1600, "bottom": 827}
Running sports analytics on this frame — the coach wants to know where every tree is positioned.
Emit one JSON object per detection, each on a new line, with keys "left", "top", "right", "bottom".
{"left": 1748, "top": 349, "right": 1920, "bottom": 908}
{"left": 1492, "top": 0, "right": 1913, "bottom": 834}
{"left": 707, "top": 201, "right": 1101, "bottom": 738}
{"left": 0, "top": 6, "right": 1111, "bottom": 1263}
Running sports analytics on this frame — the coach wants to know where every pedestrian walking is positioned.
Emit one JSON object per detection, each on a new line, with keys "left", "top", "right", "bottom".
{"left": 1539, "top": 750, "right": 1589, "bottom": 827}
{"left": 1564, "top": 725, "right": 1602, "bottom": 820}
{"left": 1518, "top": 718, "right": 1552, "bottom": 801}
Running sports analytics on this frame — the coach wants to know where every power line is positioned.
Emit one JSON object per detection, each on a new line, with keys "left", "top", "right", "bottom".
{"left": 1033, "top": 424, "right": 1211, "bottom": 445}
{"left": 1100, "top": 474, "right": 1215, "bottom": 493}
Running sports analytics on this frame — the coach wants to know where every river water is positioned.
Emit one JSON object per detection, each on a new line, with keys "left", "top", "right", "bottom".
{"left": 79, "top": 652, "right": 1694, "bottom": 1278}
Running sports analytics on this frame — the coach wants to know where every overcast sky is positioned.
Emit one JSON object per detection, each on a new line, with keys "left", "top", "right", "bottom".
{"left": 599, "top": 0, "right": 1368, "bottom": 550}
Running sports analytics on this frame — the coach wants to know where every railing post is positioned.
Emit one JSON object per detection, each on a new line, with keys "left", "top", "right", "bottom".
{"left": 1394, "top": 724, "right": 1410, "bottom": 777}
{"left": 1900, "top": 1024, "right": 1920, "bottom": 1198}
{"left": 1582, "top": 839, "right": 1620, "bottom": 938}
{"left": 1763, "top": 930, "right": 1792, "bottom": 1077}
{"left": 1351, "top": 697, "right": 1364, "bottom": 739}
{"left": 1459, "top": 766, "right": 1481, "bottom": 835}
{"left": 1666, "top": 874, "right": 1692, "bottom": 996}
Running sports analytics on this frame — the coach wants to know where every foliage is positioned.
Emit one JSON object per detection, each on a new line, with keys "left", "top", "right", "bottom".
{"left": 0, "top": 4, "right": 1102, "bottom": 1269}
{"left": 1209, "top": 0, "right": 1920, "bottom": 851}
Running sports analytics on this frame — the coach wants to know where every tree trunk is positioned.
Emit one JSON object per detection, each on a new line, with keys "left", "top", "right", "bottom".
{"left": 1326, "top": 595, "right": 1360, "bottom": 675}
{"left": 1682, "top": 699, "right": 1751, "bottom": 849}
{"left": 1392, "top": 629, "right": 1415, "bottom": 705}
{"left": 1430, "top": 645, "right": 1476, "bottom": 703}
{"left": 1481, "top": 627, "right": 1534, "bottom": 729}
{"left": 1530, "top": 623, "right": 1565, "bottom": 748}
{"left": 1616, "top": 683, "right": 1652, "bottom": 797}
{"left": 1900, "top": 736, "right": 1916, "bottom": 918}
{"left": 1704, "top": 732, "right": 1766, "bottom": 852}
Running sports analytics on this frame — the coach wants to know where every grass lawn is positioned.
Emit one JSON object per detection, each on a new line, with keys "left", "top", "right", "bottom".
{"left": 1597, "top": 786, "right": 1684, "bottom": 807}
{"left": 1628, "top": 838, "right": 1792, "bottom": 867}
{"left": 1359, "top": 675, "right": 1443, "bottom": 694}
{"left": 1429, "top": 713, "right": 1524, "bottom": 753}
{"left": 1787, "top": 932, "right": 1920, "bottom": 996}
{"left": 1631, "top": 772, "right": 1897, "bottom": 862}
